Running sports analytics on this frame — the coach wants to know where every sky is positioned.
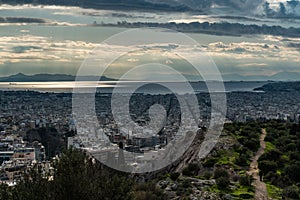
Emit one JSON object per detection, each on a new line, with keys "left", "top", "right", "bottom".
{"left": 149, "top": 0, "right": 300, "bottom": 16}
{"left": 0, "top": 2, "right": 299, "bottom": 81}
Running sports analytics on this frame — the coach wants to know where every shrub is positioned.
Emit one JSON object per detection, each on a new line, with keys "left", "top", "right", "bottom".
{"left": 284, "top": 162, "right": 300, "bottom": 183}
{"left": 203, "top": 158, "right": 217, "bottom": 168}
{"left": 216, "top": 177, "right": 230, "bottom": 189}
{"left": 239, "top": 175, "right": 252, "bottom": 186}
{"left": 182, "top": 163, "right": 200, "bottom": 176}
{"left": 214, "top": 168, "right": 230, "bottom": 189}
{"left": 203, "top": 171, "right": 213, "bottom": 179}
{"left": 282, "top": 185, "right": 300, "bottom": 199}
{"left": 235, "top": 154, "right": 249, "bottom": 166}
{"left": 214, "top": 168, "right": 230, "bottom": 180}
{"left": 258, "top": 160, "right": 277, "bottom": 175}
{"left": 170, "top": 172, "right": 180, "bottom": 181}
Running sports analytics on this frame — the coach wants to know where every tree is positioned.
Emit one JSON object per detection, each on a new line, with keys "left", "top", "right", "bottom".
{"left": 214, "top": 168, "right": 229, "bottom": 180}
{"left": 52, "top": 148, "right": 133, "bottom": 200}
{"left": 1, "top": 149, "right": 134, "bottom": 200}
{"left": 134, "top": 182, "right": 167, "bottom": 200}
{"left": 170, "top": 172, "right": 180, "bottom": 181}
{"left": 284, "top": 162, "right": 300, "bottom": 183}
{"left": 258, "top": 160, "right": 277, "bottom": 175}
{"left": 216, "top": 177, "right": 230, "bottom": 189}
{"left": 182, "top": 163, "right": 200, "bottom": 176}
{"left": 214, "top": 168, "right": 230, "bottom": 189}
{"left": 239, "top": 175, "right": 252, "bottom": 186}
{"left": 11, "top": 164, "right": 53, "bottom": 200}
{"left": 0, "top": 184, "right": 13, "bottom": 200}
{"left": 282, "top": 185, "right": 300, "bottom": 199}
{"left": 235, "top": 154, "right": 249, "bottom": 166}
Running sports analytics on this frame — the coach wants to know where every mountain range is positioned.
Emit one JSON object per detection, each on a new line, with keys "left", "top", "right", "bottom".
{"left": 222, "top": 71, "right": 300, "bottom": 81}
{"left": 0, "top": 73, "right": 115, "bottom": 82}
{"left": 1, "top": 72, "right": 300, "bottom": 82}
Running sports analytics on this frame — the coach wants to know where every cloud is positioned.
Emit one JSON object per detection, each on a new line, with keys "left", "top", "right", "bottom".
{"left": 206, "top": 41, "right": 300, "bottom": 64}
{"left": 0, "top": 33, "right": 299, "bottom": 78}
{"left": 148, "top": 0, "right": 300, "bottom": 18}
{"left": 0, "top": 35, "right": 97, "bottom": 65}
{"left": 127, "top": 58, "right": 139, "bottom": 62}
{"left": 0, "top": 17, "right": 47, "bottom": 23}
{"left": 287, "top": 42, "right": 300, "bottom": 50}
{"left": 213, "top": 0, "right": 265, "bottom": 10}
{"left": 208, "top": 42, "right": 278, "bottom": 54}
{"left": 237, "top": 63, "right": 268, "bottom": 67}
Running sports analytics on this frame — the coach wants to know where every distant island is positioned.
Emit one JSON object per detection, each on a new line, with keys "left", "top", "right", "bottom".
{"left": 0, "top": 73, "right": 115, "bottom": 82}
{"left": 254, "top": 81, "right": 300, "bottom": 92}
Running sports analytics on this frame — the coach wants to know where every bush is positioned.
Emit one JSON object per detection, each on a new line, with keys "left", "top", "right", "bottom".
{"left": 182, "top": 167, "right": 193, "bottom": 176}
{"left": 235, "top": 154, "right": 249, "bottom": 166}
{"left": 284, "top": 162, "right": 300, "bottom": 183}
{"left": 258, "top": 160, "right": 278, "bottom": 175}
{"left": 181, "top": 179, "right": 191, "bottom": 188}
{"left": 182, "top": 163, "right": 200, "bottom": 176}
{"left": 0, "top": 149, "right": 136, "bottom": 200}
{"left": 203, "top": 158, "right": 217, "bottom": 168}
{"left": 239, "top": 175, "right": 252, "bottom": 186}
{"left": 282, "top": 185, "right": 300, "bottom": 199}
{"left": 134, "top": 182, "right": 167, "bottom": 200}
{"left": 214, "top": 168, "right": 230, "bottom": 189}
{"left": 214, "top": 168, "right": 230, "bottom": 180}
{"left": 170, "top": 172, "right": 180, "bottom": 181}
{"left": 244, "top": 138, "right": 260, "bottom": 151}
{"left": 216, "top": 177, "right": 230, "bottom": 189}
{"left": 203, "top": 171, "right": 213, "bottom": 179}
{"left": 287, "top": 143, "right": 297, "bottom": 151}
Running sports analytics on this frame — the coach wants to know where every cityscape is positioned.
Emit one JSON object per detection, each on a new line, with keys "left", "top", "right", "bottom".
{"left": 1, "top": 0, "right": 300, "bottom": 199}
{"left": 1, "top": 84, "right": 300, "bottom": 183}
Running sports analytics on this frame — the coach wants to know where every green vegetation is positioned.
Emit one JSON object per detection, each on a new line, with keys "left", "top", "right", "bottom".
{"left": 170, "top": 172, "right": 180, "bottom": 181}
{"left": 158, "top": 121, "right": 299, "bottom": 199}
{"left": 239, "top": 175, "right": 252, "bottom": 186}
{"left": 182, "top": 163, "right": 200, "bottom": 176}
{"left": 2, "top": 121, "right": 299, "bottom": 199}
{"left": 265, "top": 141, "right": 276, "bottom": 153}
{"left": 230, "top": 185, "right": 254, "bottom": 199}
{"left": 258, "top": 120, "right": 300, "bottom": 199}
{"left": 134, "top": 182, "right": 166, "bottom": 200}
{"left": 25, "top": 127, "right": 66, "bottom": 159}
{"left": 266, "top": 183, "right": 282, "bottom": 200}
{"left": 200, "top": 122, "right": 262, "bottom": 199}
{"left": 0, "top": 148, "right": 166, "bottom": 200}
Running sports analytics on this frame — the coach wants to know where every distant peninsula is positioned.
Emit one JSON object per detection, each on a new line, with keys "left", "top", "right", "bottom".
{"left": 0, "top": 73, "right": 115, "bottom": 82}
{"left": 254, "top": 81, "right": 300, "bottom": 92}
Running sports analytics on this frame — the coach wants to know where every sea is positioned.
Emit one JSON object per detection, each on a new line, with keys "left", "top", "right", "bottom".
{"left": 0, "top": 81, "right": 268, "bottom": 94}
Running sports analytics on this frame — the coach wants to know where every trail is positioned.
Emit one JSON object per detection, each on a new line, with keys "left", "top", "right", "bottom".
{"left": 247, "top": 128, "right": 268, "bottom": 200}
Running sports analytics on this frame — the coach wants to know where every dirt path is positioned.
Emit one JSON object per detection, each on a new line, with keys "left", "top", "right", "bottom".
{"left": 247, "top": 128, "right": 268, "bottom": 200}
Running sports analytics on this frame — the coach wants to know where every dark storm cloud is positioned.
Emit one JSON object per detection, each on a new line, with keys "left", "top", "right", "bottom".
{"left": 148, "top": 0, "right": 300, "bottom": 18}
{"left": 0, "top": 17, "right": 47, "bottom": 23}
{"left": 287, "top": 42, "right": 300, "bottom": 50}
{"left": 148, "top": 0, "right": 264, "bottom": 11}
{"left": 2, "top": 0, "right": 300, "bottom": 18}
{"left": 212, "top": 0, "right": 265, "bottom": 10}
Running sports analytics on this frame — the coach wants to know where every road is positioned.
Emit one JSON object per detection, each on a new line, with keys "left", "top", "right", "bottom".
{"left": 247, "top": 128, "right": 269, "bottom": 200}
